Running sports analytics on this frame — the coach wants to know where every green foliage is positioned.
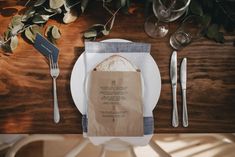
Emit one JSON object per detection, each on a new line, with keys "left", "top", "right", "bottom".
{"left": 83, "top": 0, "right": 125, "bottom": 40}
{"left": 190, "top": 0, "right": 203, "bottom": 16}
{"left": 1, "top": 0, "right": 131, "bottom": 51}
{"left": 2, "top": 0, "right": 87, "bottom": 52}
{"left": 189, "top": 0, "right": 235, "bottom": 43}
{"left": 45, "top": 25, "right": 61, "bottom": 44}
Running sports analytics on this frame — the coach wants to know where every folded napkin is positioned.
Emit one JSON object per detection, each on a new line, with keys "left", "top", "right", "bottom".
{"left": 82, "top": 115, "right": 154, "bottom": 135}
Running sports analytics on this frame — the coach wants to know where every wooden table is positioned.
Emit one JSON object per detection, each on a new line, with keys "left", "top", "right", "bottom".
{"left": 0, "top": 1, "right": 235, "bottom": 133}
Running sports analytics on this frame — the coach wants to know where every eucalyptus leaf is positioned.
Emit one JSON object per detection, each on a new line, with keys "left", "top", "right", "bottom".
{"left": 63, "top": 10, "right": 77, "bottom": 23}
{"left": 120, "top": 0, "right": 127, "bottom": 7}
{"left": 35, "top": 6, "right": 49, "bottom": 15}
{"left": 84, "top": 24, "right": 106, "bottom": 39}
{"left": 41, "top": 15, "right": 50, "bottom": 21}
{"left": 9, "top": 15, "right": 23, "bottom": 29}
{"left": 64, "top": 2, "right": 70, "bottom": 11}
{"left": 4, "top": 29, "right": 11, "bottom": 41}
{"left": 21, "top": 14, "right": 32, "bottom": 22}
{"left": 122, "top": 0, "right": 130, "bottom": 13}
{"left": 190, "top": 0, "right": 203, "bottom": 16}
{"left": 10, "top": 36, "right": 18, "bottom": 51}
{"left": 200, "top": 14, "right": 211, "bottom": 27}
{"left": 101, "top": 29, "right": 109, "bottom": 36}
{"left": 215, "top": 32, "right": 225, "bottom": 43}
{"left": 11, "top": 23, "right": 24, "bottom": 36}
{"left": 65, "top": 0, "right": 74, "bottom": 8}
{"left": 50, "top": 0, "right": 64, "bottom": 9}
{"left": 1, "top": 43, "right": 11, "bottom": 52}
{"left": 206, "top": 24, "right": 224, "bottom": 43}
{"left": 81, "top": 0, "right": 89, "bottom": 13}
{"left": 21, "top": 8, "right": 35, "bottom": 22}
{"left": 55, "top": 8, "right": 62, "bottom": 14}
{"left": 51, "top": 26, "right": 61, "bottom": 39}
{"left": 206, "top": 24, "right": 219, "bottom": 39}
{"left": 116, "top": 0, "right": 128, "bottom": 10}
{"left": 88, "top": 24, "right": 106, "bottom": 31}
{"left": 34, "top": 0, "right": 46, "bottom": 7}
{"left": 44, "top": 25, "right": 61, "bottom": 43}
{"left": 43, "top": 7, "right": 62, "bottom": 14}
{"left": 25, "top": 25, "right": 42, "bottom": 43}
{"left": 32, "top": 14, "right": 49, "bottom": 24}
{"left": 43, "top": 7, "right": 55, "bottom": 13}
{"left": 45, "top": 25, "right": 53, "bottom": 37}
{"left": 84, "top": 29, "right": 97, "bottom": 38}
{"left": 30, "top": 25, "right": 42, "bottom": 36}
{"left": 25, "top": 27, "right": 34, "bottom": 43}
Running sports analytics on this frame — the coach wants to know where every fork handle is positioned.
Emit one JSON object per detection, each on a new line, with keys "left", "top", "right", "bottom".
{"left": 53, "top": 78, "right": 60, "bottom": 123}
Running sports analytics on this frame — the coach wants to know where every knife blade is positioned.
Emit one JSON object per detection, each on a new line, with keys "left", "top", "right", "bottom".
{"left": 180, "top": 58, "right": 188, "bottom": 127}
{"left": 170, "top": 51, "right": 179, "bottom": 127}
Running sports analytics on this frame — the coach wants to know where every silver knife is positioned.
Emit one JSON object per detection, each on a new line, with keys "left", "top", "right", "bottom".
{"left": 180, "top": 58, "right": 188, "bottom": 127}
{"left": 170, "top": 51, "right": 179, "bottom": 127}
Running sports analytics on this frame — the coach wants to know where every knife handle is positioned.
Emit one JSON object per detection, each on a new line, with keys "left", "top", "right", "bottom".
{"left": 172, "top": 85, "right": 179, "bottom": 127}
{"left": 182, "top": 89, "right": 188, "bottom": 127}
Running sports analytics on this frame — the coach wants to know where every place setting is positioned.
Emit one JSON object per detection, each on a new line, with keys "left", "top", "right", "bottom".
{"left": 16, "top": 0, "right": 196, "bottom": 146}
{"left": 0, "top": 0, "right": 235, "bottom": 154}
{"left": 68, "top": 0, "right": 194, "bottom": 147}
{"left": 32, "top": 33, "right": 188, "bottom": 147}
{"left": 34, "top": 33, "right": 61, "bottom": 124}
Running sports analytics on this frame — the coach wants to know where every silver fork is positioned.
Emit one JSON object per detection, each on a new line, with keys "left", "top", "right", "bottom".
{"left": 49, "top": 55, "right": 60, "bottom": 123}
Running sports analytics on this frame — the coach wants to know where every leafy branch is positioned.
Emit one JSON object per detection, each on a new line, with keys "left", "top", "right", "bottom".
{"left": 0, "top": 0, "right": 131, "bottom": 53}
{"left": 83, "top": 0, "right": 131, "bottom": 40}
{"left": 1, "top": 0, "right": 89, "bottom": 53}
{"left": 189, "top": 0, "right": 235, "bottom": 43}
{"left": 83, "top": 0, "right": 122, "bottom": 40}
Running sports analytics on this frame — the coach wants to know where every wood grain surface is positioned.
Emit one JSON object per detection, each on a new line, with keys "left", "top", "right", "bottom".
{"left": 0, "top": 1, "right": 235, "bottom": 133}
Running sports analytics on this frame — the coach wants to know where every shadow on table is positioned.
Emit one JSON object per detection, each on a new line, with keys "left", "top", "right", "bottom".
{"left": 0, "top": 8, "right": 18, "bottom": 17}
{"left": 154, "top": 134, "right": 235, "bottom": 157}
{"left": 64, "top": 46, "right": 84, "bottom": 112}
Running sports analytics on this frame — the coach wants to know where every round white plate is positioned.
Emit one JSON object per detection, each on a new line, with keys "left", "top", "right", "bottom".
{"left": 70, "top": 39, "right": 161, "bottom": 116}
{"left": 70, "top": 39, "right": 161, "bottom": 146}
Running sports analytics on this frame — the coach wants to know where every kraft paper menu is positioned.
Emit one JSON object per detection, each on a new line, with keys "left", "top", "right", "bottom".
{"left": 87, "top": 71, "right": 143, "bottom": 136}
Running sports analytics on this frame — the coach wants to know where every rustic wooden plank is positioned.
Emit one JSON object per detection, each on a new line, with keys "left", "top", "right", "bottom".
{"left": 0, "top": 1, "right": 235, "bottom": 133}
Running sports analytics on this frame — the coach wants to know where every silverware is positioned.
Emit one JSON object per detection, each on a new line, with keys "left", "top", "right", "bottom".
{"left": 170, "top": 51, "right": 179, "bottom": 127}
{"left": 180, "top": 58, "right": 188, "bottom": 127}
{"left": 49, "top": 55, "right": 60, "bottom": 123}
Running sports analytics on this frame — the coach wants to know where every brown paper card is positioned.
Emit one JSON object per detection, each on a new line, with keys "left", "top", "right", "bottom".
{"left": 87, "top": 71, "right": 143, "bottom": 136}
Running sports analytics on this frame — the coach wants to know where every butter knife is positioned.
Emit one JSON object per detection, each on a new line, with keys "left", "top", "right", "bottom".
{"left": 180, "top": 58, "right": 188, "bottom": 127}
{"left": 170, "top": 51, "right": 179, "bottom": 127}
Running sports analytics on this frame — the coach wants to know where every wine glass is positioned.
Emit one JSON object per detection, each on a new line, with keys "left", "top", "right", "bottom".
{"left": 144, "top": 0, "right": 191, "bottom": 38}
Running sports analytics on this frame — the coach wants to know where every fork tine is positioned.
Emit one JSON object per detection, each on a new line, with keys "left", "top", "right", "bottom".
{"left": 50, "top": 54, "right": 55, "bottom": 69}
{"left": 55, "top": 62, "right": 59, "bottom": 69}
{"left": 51, "top": 56, "right": 54, "bottom": 69}
{"left": 52, "top": 60, "right": 54, "bottom": 69}
{"left": 52, "top": 62, "right": 55, "bottom": 69}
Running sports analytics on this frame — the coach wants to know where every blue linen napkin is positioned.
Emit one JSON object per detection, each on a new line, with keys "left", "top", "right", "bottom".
{"left": 82, "top": 115, "right": 154, "bottom": 135}
{"left": 34, "top": 33, "right": 59, "bottom": 63}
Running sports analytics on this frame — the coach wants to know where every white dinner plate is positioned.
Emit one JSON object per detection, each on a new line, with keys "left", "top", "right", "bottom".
{"left": 70, "top": 39, "right": 161, "bottom": 146}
